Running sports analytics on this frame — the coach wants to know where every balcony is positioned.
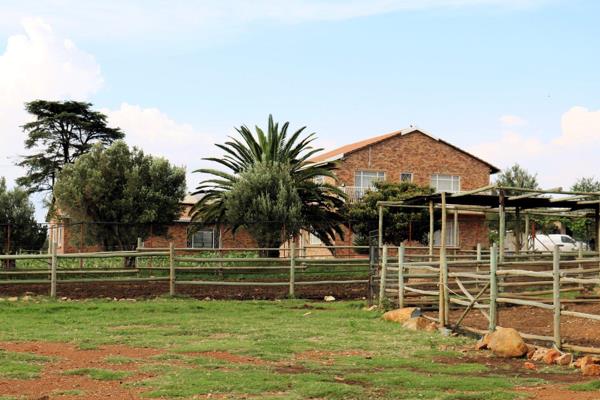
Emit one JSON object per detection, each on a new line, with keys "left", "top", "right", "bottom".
{"left": 339, "top": 186, "right": 372, "bottom": 202}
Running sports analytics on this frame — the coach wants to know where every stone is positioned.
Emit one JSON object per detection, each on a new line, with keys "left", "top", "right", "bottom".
{"left": 555, "top": 353, "right": 573, "bottom": 366}
{"left": 7, "top": 297, "right": 18, "bottom": 302}
{"left": 575, "top": 356, "right": 600, "bottom": 369}
{"left": 543, "top": 349, "right": 561, "bottom": 365}
{"left": 324, "top": 296, "right": 336, "bottom": 302}
{"left": 22, "top": 295, "right": 31, "bottom": 301}
{"left": 523, "top": 361, "right": 537, "bottom": 371}
{"left": 526, "top": 345, "right": 537, "bottom": 360}
{"left": 382, "top": 307, "right": 421, "bottom": 324}
{"left": 582, "top": 364, "right": 600, "bottom": 376}
{"left": 487, "top": 327, "right": 529, "bottom": 358}
{"left": 402, "top": 317, "right": 437, "bottom": 332}
{"left": 530, "top": 347, "right": 548, "bottom": 362}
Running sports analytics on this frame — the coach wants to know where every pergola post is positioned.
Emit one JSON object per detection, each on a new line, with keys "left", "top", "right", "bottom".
{"left": 498, "top": 190, "right": 506, "bottom": 262}
{"left": 515, "top": 207, "right": 521, "bottom": 255}
{"left": 378, "top": 205, "right": 383, "bottom": 250}
{"left": 453, "top": 208, "right": 459, "bottom": 250}
{"left": 439, "top": 192, "right": 448, "bottom": 326}
{"left": 524, "top": 213, "right": 530, "bottom": 252}
{"left": 596, "top": 205, "right": 600, "bottom": 254}
{"left": 428, "top": 201, "right": 434, "bottom": 262}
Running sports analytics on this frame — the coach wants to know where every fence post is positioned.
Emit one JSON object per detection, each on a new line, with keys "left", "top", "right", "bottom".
{"left": 398, "top": 244, "right": 405, "bottom": 308}
{"left": 578, "top": 242, "right": 584, "bottom": 290}
{"left": 50, "top": 242, "right": 58, "bottom": 299}
{"left": 378, "top": 245, "right": 388, "bottom": 308}
{"left": 476, "top": 243, "right": 482, "bottom": 288}
{"left": 289, "top": 241, "right": 296, "bottom": 298}
{"left": 553, "top": 246, "right": 561, "bottom": 349}
{"left": 136, "top": 237, "right": 143, "bottom": 269}
{"left": 442, "top": 249, "right": 449, "bottom": 326}
{"left": 489, "top": 243, "right": 498, "bottom": 332}
{"left": 169, "top": 242, "right": 175, "bottom": 296}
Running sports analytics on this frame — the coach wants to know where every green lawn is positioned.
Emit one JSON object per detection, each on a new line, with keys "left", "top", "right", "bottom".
{"left": 0, "top": 298, "right": 544, "bottom": 399}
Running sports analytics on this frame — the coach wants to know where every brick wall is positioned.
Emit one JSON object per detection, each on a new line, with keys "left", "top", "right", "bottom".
{"left": 334, "top": 130, "right": 492, "bottom": 190}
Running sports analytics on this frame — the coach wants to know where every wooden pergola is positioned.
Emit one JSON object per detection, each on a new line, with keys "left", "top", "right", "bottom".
{"left": 376, "top": 185, "right": 600, "bottom": 261}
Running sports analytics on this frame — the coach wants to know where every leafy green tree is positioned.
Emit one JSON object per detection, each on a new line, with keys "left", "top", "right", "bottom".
{"left": 347, "top": 181, "right": 438, "bottom": 246}
{"left": 54, "top": 141, "right": 186, "bottom": 252}
{"left": 494, "top": 163, "right": 539, "bottom": 194}
{"left": 562, "top": 177, "right": 600, "bottom": 243}
{"left": 191, "top": 115, "right": 346, "bottom": 255}
{"left": 571, "top": 177, "right": 600, "bottom": 193}
{"left": 0, "top": 178, "right": 46, "bottom": 268}
{"left": 224, "top": 162, "right": 303, "bottom": 255}
{"left": 17, "top": 100, "right": 124, "bottom": 208}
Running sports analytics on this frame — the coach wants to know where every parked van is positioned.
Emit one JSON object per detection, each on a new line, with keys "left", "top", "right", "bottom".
{"left": 531, "top": 234, "right": 579, "bottom": 252}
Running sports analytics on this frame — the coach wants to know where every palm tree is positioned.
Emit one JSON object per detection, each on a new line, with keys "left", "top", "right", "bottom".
{"left": 190, "top": 115, "right": 346, "bottom": 254}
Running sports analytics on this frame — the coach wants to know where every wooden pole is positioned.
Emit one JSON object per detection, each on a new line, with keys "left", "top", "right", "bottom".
{"left": 498, "top": 190, "right": 506, "bottom": 262}
{"left": 553, "top": 246, "right": 561, "bottom": 349}
{"left": 398, "top": 244, "right": 405, "bottom": 308}
{"left": 169, "top": 242, "right": 175, "bottom": 296}
{"left": 578, "top": 242, "right": 584, "bottom": 290}
{"left": 428, "top": 201, "right": 434, "bottom": 262}
{"left": 289, "top": 241, "right": 296, "bottom": 298}
{"left": 453, "top": 208, "right": 459, "bottom": 249}
{"left": 515, "top": 207, "right": 521, "bottom": 255}
{"left": 79, "top": 223, "right": 84, "bottom": 269}
{"left": 50, "top": 242, "right": 57, "bottom": 298}
{"left": 378, "top": 205, "right": 383, "bottom": 249}
{"left": 476, "top": 243, "right": 482, "bottom": 289}
{"left": 136, "top": 237, "right": 143, "bottom": 269}
{"left": 489, "top": 243, "right": 498, "bottom": 332}
{"left": 378, "top": 245, "right": 388, "bottom": 308}
{"left": 524, "top": 213, "right": 530, "bottom": 251}
{"left": 439, "top": 192, "right": 447, "bottom": 326}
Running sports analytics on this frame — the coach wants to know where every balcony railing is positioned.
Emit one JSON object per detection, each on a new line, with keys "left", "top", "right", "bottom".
{"left": 339, "top": 186, "right": 373, "bottom": 202}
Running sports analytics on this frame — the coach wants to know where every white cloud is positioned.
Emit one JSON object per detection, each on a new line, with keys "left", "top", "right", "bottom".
{"left": 103, "top": 103, "right": 215, "bottom": 191}
{"left": 0, "top": 0, "right": 549, "bottom": 40}
{"left": 469, "top": 108, "right": 600, "bottom": 188}
{"left": 0, "top": 17, "right": 103, "bottom": 185}
{"left": 499, "top": 114, "right": 526, "bottom": 127}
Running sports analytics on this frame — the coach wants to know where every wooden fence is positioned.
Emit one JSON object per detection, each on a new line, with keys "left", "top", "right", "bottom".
{"left": 378, "top": 243, "right": 600, "bottom": 353}
{"left": 0, "top": 242, "right": 371, "bottom": 298}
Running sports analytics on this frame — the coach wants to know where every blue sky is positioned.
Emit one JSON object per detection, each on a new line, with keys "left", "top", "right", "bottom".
{"left": 0, "top": 0, "right": 599, "bottom": 220}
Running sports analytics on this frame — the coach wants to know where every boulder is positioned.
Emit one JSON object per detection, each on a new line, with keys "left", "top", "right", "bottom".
{"left": 555, "top": 353, "right": 573, "bottom": 366}
{"left": 324, "top": 296, "right": 336, "bottom": 302}
{"left": 487, "top": 327, "right": 529, "bottom": 358}
{"left": 575, "top": 356, "right": 600, "bottom": 369}
{"left": 582, "top": 364, "right": 600, "bottom": 376}
{"left": 402, "top": 317, "right": 437, "bottom": 332}
{"left": 523, "top": 361, "right": 537, "bottom": 371}
{"left": 530, "top": 347, "right": 549, "bottom": 362}
{"left": 475, "top": 334, "right": 491, "bottom": 350}
{"left": 382, "top": 307, "right": 421, "bottom": 324}
{"left": 543, "top": 349, "right": 561, "bottom": 365}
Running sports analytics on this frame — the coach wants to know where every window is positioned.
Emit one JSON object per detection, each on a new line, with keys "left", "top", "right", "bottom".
{"left": 57, "top": 225, "right": 63, "bottom": 248}
{"left": 433, "top": 221, "right": 457, "bottom": 247}
{"left": 430, "top": 174, "right": 460, "bottom": 193}
{"left": 189, "top": 229, "right": 216, "bottom": 248}
{"left": 400, "top": 172, "right": 413, "bottom": 183}
{"left": 313, "top": 175, "right": 325, "bottom": 184}
{"left": 561, "top": 236, "right": 576, "bottom": 244}
{"left": 355, "top": 171, "right": 385, "bottom": 189}
{"left": 309, "top": 233, "right": 322, "bottom": 245}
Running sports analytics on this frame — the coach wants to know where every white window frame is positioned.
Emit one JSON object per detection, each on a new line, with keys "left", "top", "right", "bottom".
{"left": 430, "top": 174, "right": 461, "bottom": 193}
{"left": 400, "top": 172, "right": 413, "bottom": 183}
{"left": 189, "top": 229, "right": 216, "bottom": 249}
{"left": 433, "top": 220, "right": 457, "bottom": 247}
{"left": 354, "top": 170, "right": 385, "bottom": 189}
{"left": 309, "top": 233, "right": 323, "bottom": 245}
{"left": 313, "top": 175, "right": 325, "bottom": 184}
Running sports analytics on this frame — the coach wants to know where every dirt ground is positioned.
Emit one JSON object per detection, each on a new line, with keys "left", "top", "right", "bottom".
{"left": 438, "top": 303, "right": 600, "bottom": 348}
{"left": 0, "top": 281, "right": 368, "bottom": 300}
{"left": 1, "top": 341, "right": 598, "bottom": 400}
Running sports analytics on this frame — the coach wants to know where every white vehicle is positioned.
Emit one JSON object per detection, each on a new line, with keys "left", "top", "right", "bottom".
{"left": 531, "top": 234, "right": 579, "bottom": 252}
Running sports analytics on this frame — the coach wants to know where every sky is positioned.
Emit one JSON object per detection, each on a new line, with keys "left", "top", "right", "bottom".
{"left": 0, "top": 0, "right": 599, "bottom": 221}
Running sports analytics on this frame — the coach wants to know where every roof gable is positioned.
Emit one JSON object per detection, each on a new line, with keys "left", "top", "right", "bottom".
{"left": 308, "top": 127, "right": 500, "bottom": 173}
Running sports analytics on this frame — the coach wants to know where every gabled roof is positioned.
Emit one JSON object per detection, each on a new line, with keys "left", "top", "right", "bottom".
{"left": 308, "top": 127, "right": 500, "bottom": 174}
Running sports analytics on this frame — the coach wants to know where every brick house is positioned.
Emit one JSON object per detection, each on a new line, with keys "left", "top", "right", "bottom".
{"left": 49, "top": 127, "right": 497, "bottom": 254}
{"left": 300, "top": 127, "right": 499, "bottom": 254}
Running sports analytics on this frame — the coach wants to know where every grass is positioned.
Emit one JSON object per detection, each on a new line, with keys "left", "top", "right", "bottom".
{"left": 569, "top": 380, "right": 600, "bottom": 391}
{"left": 0, "top": 350, "right": 50, "bottom": 379}
{"left": 63, "top": 368, "right": 132, "bottom": 381}
{"left": 0, "top": 298, "right": 543, "bottom": 399}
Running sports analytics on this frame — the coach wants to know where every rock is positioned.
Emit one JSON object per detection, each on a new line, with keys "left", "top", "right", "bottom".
{"left": 7, "top": 297, "right": 18, "bottom": 302}
{"left": 530, "top": 347, "right": 548, "bottom": 362}
{"left": 526, "top": 345, "right": 537, "bottom": 360}
{"left": 402, "top": 317, "right": 437, "bottom": 332}
{"left": 475, "top": 333, "right": 491, "bottom": 350}
{"left": 556, "top": 353, "right": 573, "bottom": 366}
{"left": 487, "top": 327, "right": 529, "bottom": 358}
{"left": 365, "top": 305, "right": 378, "bottom": 311}
{"left": 382, "top": 307, "right": 421, "bottom": 324}
{"left": 582, "top": 364, "right": 600, "bottom": 376}
{"left": 543, "top": 349, "right": 561, "bottom": 365}
{"left": 324, "top": 296, "right": 336, "bottom": 302}
{"left": 22, "top": 295, "right": 31, "bottom": 301}
{"left": 575, "top": 356, "right": 600, "bottom": 369}
{"left": 523, "top": 361, "right": 537, "bottom": 370}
